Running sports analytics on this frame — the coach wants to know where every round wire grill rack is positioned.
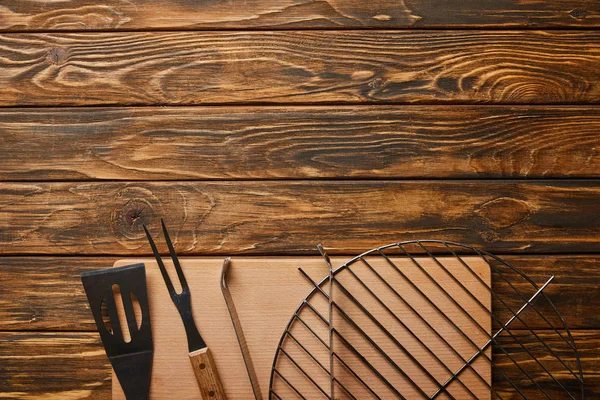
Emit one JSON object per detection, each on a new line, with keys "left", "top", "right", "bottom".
{"left": 269, "top": 240, "right": 584, "bottom": 399}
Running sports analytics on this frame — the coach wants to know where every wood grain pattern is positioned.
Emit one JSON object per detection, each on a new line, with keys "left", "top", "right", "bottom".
{"left": 2, "top": 331, "right": 597, "bottom": 399}
{"left": 0, "top": 181, "right": 600, "bottom": 256}
{"left": 1, "top": 0, "right": 599, "bottom": 31}
{"left": 492, "top": 330, "right": 596, "bottom": 398}
{"left": 1, "top": 106, "right": 599, "bottom": 181}
{"left": 189, "top": 348, "right": 227, "bottom": 400}
{"left": 2, "top": 31, "right": 600, "bottom": 106}
{"left": 0, "top": 332, "right": 110, "bottom": 400}
{"left": 0, "top": 181, "right": 598, "bottom": 255}
{"left": 1, "top": 255, "right": 599, "bottom": 332}
{"left": 2, "top": 0, "right": 598, "bottom": 396}
{"left": 0, "top": 257, "right": 110, "bottom": 331}
{"left": 490, "top": 256, "right": 600, "bottom": 332}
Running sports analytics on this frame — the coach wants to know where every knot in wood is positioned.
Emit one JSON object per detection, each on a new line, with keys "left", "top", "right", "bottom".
{"left": 124, "top": 199, "right": 151, "bottom": 227}
{"left": 476, "top": 197, "right": 532, "bottom": 229}
{"left": 47, "top": 47, "right": 67, "bottom": 65}
{"left": 369, "top": 78, "right": 387, "bottom": 90}
{"left": 113, "top": 198, "right": 154, "bottom": 241}
{"left": 482, "top": 230, "right": 499, "bottom": 243}
{"left": 569, "top": 9, "right": 588, "bottom": 19}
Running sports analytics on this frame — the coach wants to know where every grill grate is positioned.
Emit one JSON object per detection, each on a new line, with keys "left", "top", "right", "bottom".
{"left": 269, "top": 240, "right": 584, "bottom": 399}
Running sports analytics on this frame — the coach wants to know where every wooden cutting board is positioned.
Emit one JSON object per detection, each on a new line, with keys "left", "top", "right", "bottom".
{"left": 112, "top": 256, "right": 491, "bottom": 399}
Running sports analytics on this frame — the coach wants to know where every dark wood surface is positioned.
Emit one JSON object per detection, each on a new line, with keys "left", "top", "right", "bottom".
{"left": 1, "top": 1, "right": 598, "bottom": 399}
{"left": 0, "top": 332, "right": 111, "bottom": 399}
{"left": 1, "top": 106, "right": 599, "bottom": 180}
{"left": 2, "top": 0, "right": 599, "bottom": 30}
{"left": 491, "top": 330, "right": 600, "bottom": 398}
{"left": 2, "top": 31, "right": 600, "bottom": 106}
{"left": 0, "top": 181, "right": 598, "bottom": 255}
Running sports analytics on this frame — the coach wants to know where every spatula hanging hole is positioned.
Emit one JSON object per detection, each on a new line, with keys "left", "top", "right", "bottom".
{"left": 112, "top": 284, "right": 132, "bottom": 343}
{"left": 130, "top": 292, "right": 142, "bottom": 331}
{"left": 100, "top": 297, "right": 113, "bottom": 334}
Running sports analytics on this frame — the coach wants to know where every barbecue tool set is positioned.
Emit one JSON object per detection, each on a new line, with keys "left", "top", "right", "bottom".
{"left": 82, "top": 221, "right": 584, "bottom": 399}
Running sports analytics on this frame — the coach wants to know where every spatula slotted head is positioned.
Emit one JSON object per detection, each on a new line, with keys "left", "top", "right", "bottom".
{"left": 81, "top": 263, "right": 153, "bottom": 400}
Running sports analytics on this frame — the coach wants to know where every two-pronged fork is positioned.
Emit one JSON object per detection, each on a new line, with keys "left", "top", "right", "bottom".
{"left": 144, "top": 219, "right": 226, "bottom": 400}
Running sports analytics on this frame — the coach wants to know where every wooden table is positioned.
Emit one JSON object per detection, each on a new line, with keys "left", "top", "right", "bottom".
{"left": 1, "top": 1, "right": 599, "bottom": 398}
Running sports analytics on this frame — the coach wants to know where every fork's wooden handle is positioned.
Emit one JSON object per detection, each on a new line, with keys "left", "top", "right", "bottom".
{"left": 189, "top": 347, "right": 227, "bottom": 400}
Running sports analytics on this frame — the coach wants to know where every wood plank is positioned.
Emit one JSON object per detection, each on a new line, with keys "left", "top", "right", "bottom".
{"left": 2, "top": 106, "right": 600, "bottom": 181}
{"left": 2, "top": 31, "right": 600, "bottom": 106}
{"left": 1, "top": 1, "right": 599, "bottom": 31}
{"left": 1, "top": 255, "right": 598, "bottom": 332}
{"left": 0, "top": 332, "right": 110, "bottom": 400}
{"left": 0, "top": 181, "right": 599, "bottom": 255}
{"left": 1, "top": 331, "right": 597, "bottom": 398}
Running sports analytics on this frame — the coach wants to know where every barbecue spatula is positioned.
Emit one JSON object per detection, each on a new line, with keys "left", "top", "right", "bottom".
{"left": 81, "top": 263, "right": 153, "bottom": 400}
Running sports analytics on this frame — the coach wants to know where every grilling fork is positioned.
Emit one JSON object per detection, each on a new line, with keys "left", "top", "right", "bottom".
{"left": 144, "top": 219, "right": 226, "bottom": 400}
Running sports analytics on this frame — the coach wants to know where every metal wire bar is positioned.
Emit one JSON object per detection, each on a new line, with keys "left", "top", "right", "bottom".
{"left": 267, "top": 309, "right": 334, "bottom": 399}
{"left": 300, "top": 268, "right": 436, "bottom": 399}
{"left": 333, "top": 305, "right": 428, "bottom": 398}
{"left": 331, "top": 282, "right": 450, "bottom": 399}
{"left": 394, "top": 245, "right": 555, "bottom": 399}
{"left": 342, "top": 264, "right": 480, "bottom": 399}
{"left": 295, "top": 313, "right": 329, "bottom": 349}
{"left": 357, "top": 256, "right": 503, "bottom": 399}
{"left": 443, "top": 243, "right": 583, "bottom": 387}
{"left": 273, "top": 369, "right": 308, "bottom": 400}
{"left": 270, "top": 389, "right": 284, "bottom": 400}
{"left": 304, "top": 299, "right": 405, "bottom": 399}
{"left": 279, "top": 348, "right": 331, "bottom": 399}
{"left": 286, "top": 331, "right": 330, "bottom": 373}
{"left": 287, "top": 319, "right": 360, "bottom": 399}
{"left": 302, "top": 301, "right": 391, "bottom": 399}
{"left": 305, "top": 302, "right": 386, "bottom": 396}
{"left": 333, "top": 377, "right": 359, "bottom": 400}
{"left": 435, "top": 240, "right": 577, "bottom": 357}
{"left": 473, "top": 248, "right": 585, "bottom": 393}
{"left": 420, "top": 245, "right": 575, "bottom": 398}
{"left": 285, "top": 331, "right": 359, "bottom": 400}
{"left": 333, "top": 328, "right": 407, "bottom": 400}
{"left": 375, "top": 250, "right": 528, "bottom": 399}
{"left": 318, "top": 244, "right": 336, "bottom": 400}
{"left": 333, "top": 353, "right": 383, "bottom": 400}
{"left": 331, "top": 376, "right": 360, "bottom": 400}
{"left": 474, "top": 248, "right": 575, "bottom": 350}
{"left": 432, "top": 275, "right": 555, "bottom": 399}
{"left": 402, "top": 248, "right": 551, "bottom": 399}
{"left": 306, "top": 276, "right": 482, "bottom": 399}
{"left": 444, "top": 243, "right": 566, "bottom": 340}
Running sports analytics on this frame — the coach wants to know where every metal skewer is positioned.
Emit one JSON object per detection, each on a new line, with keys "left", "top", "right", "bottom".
{"left": 220, "top": 257, "right": 263, "bottom": 400}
